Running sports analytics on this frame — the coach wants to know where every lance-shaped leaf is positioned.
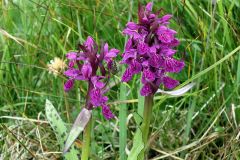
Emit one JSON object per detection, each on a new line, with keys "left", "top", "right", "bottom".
{"left": 63, "top": 108, "right": 92, "bottom": 154}
{"left": 45, "top": 99, "right": 79, "bottom": 160}
{"left": 157, "top": 82, "right": 195, "bottom": 96}
{"left": 133, "top": 112, "right": 143, "bottom": 126}
{"left": 127, "top": 128, "right": 144, "bottom": 160}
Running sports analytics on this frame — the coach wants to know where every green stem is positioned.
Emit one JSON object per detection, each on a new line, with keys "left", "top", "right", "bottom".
{"left": 140, "top": 95, "right": 154, "bottom": 159}
{"left": 81, "top": 116, "right": 92, "bottom": 160}
{"left": 119, "top": 80, "right": 127, "bottom": 160}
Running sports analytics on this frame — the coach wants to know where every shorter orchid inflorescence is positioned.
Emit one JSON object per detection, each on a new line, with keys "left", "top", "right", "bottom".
{"left": 64, "top": 36, "right": 119, "bottom": 120}
{"left": 121, "top": 2, "right": 185, "bottom": 96}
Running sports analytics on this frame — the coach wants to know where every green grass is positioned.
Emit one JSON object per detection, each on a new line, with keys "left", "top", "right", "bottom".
{"left": 1, "top": 0, "right": 240, "bottom": 159}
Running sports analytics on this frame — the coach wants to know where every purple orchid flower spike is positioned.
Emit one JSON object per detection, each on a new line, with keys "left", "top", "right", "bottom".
{"left": 64, "top": 36, "right": 119, "bottom": 119}
{"left": 123, "top": 3, "right": 190, "bottom": 159}
{"left": 63, "top": 37, "right": 119, "bottom": 154}
{"left": 121, "top": 2, "right": 185, "bottom": 96}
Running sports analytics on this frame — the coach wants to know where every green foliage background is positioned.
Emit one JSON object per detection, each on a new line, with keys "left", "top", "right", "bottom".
{"left": 0, "top": 0, "right": 240, "bottom": 159}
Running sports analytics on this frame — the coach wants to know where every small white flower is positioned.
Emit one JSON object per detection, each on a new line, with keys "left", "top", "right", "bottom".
{"left": 47, "top": 57, "right": 66, "bottom": 76}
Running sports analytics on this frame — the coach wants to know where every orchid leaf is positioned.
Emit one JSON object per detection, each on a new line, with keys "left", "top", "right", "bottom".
{"left": 133, "top": 112, "right": 143, "bottom": 126}
{"left": 63, "top": 107, "right": 92, "bottom": 154}
{"left": 127, "top": 128, "right": 144, "bottom": 160}
{"left": 157, "top": 82, "right": 195, "bottom": 96}
{"left": 45, "top": 99, "right": 79, "bottom": 160}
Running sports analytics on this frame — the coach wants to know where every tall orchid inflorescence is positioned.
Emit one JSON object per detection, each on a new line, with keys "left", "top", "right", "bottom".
{"left": 121, "top": 2, "right": 185, "bottom": 96}
{"left": 64, "top": 36, "right": 119, "bottom": 120}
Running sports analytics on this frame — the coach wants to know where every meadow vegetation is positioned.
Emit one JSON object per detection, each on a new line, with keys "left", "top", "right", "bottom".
{"left": 1, "top": 0, "right": 240, "bottom": 159}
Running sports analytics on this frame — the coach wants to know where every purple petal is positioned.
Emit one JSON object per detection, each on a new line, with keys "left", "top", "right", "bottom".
{"left": 64, "top": 68, "right": 81, "bottom": 77}
{"left": 161, "top": 48, "right": 176, "bottom": 56}
{"left": 142, "top": 69, "right": 155, "bottom": 83}
{"left": 84, "top": 36, "right": 96, "bottom": 52}
{"left": 75, "top": 75, "right": 86, "bottom": 80}
{"left": 155, "top": 69, "right": 164, "bottom": 78}
{"left": 81, "top": 62, "right": 92, "bottom": 79}
{"left": 153, "top": 37, "right": 161, "bottom": 49}
{"left": 105, "top": 48, "right": 119, "bottom": 59}
{"left": 102, "top": 104, "right": 115, "bottom": 120}
{"left": 155, "top": 78, "right": 163, "bottom": 87}
{"left": 68, "top": 60, "right": 75, "bottom": 68}
{"left": 90, "top": 89, "right": 108, "bottom": 107}
{"left": 149, "top": 54, "right": 164, "bottom": 68}
{"left": 104, "top": 43, "right": 108, "bottom": 54}
{"left": 137, "top": 42, "right": 149, "bottom": 55}
{"left": 142, "top": 60, "right": 149, "bottom": 68}
{"left": 121, "top": 67, "right": 133, "bottom": 82}
{"left": 164, "top": 57, "right": 185, "bottom": 73}
{"left": 66, "top": 52, "right": 77, "bottom": 60}
{"left": 125, "top": 38, "right": 133, "bottom": 51}
{"left": 139, "top": 29, "right": 148, "bottom": 39}
{"left": 140, "top": 83, "right": 153, "bottom": 96}
{"left": 126, "top": 22, "right": 139, "bottom": 30}
{"left": 149, "top": 46, "right": 157, "bottom": 54}
{"left": 142, "top": 16, "right": 149, "bottom": 24}
{"left": 157, "top": 26, "right": 176, "bottom": 43}
{"left": 123, "top": 28, "right": 141, "bottom": 40}
{"left": 76, "top": 52, "right": 87, "bottom": 60}
{"left": 163, "top": 76, "right": 179, "bottom": 89}
{"left": 130, "top": 60, "right": 142, "bottom": 74}
{"left": 149, "top": 14, "right": 156, "bottom": 19}
{"left": 64, "top": 79, "right": 74, "bottom": 91}
{"left": 169, "top": 38, "right": 180, "bottom": 47}
{"left": 91, "top": 76, "right": 105, "bottom": 89}
{"left": 158, "top": 14, "right": 172, "bottom": 23}
{"left": 121, "top": 49, "right": 137, "bottom": 64}
{"left": 145, "top": 2, "right": 153, "bottom": 12}
{"left": 138, "top": 5, "right": 145, "bottom": 22}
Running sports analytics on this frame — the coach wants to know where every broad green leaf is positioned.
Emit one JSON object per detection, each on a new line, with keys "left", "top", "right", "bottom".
{"left": 63, "top": 107, "right": 92, "bottom": 154}
{"left": 127, "top": 128, "right": 144, "bottom": 160}
{"left": 133, "top": 112, "right": 143, "bottom": 126}
{"left": 45, "top": 99, "right": 79, "bottom": 160}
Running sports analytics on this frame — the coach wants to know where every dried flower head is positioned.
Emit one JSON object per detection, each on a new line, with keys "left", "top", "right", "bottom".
{"left": 64, "top": 37, "right": 119, "bottom": 120}
{"left": 47, "top": 57, "right": 66, "bottom": 76}
{"left": 121, "top": 2, "right": 185, "bottom": 96}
